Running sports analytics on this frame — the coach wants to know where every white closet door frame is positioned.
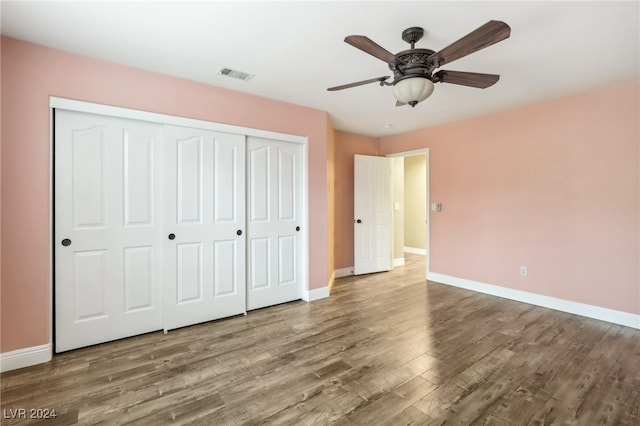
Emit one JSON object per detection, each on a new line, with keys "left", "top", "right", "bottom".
{"left": 49, "top": 97, "right": 309, "bottom": 347}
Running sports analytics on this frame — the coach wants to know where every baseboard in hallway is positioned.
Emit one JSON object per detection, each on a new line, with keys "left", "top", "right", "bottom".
{"left": 403, "top": 246, "right": 427, "bottom": 255}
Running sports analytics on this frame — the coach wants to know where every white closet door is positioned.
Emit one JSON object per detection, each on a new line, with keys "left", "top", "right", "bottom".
{"left": 55, "top": 110, "right": 164, "bottom": 352}
{"left": 164, "top": 125, "right": 246, "bottom": 330}
{"left": 247, "top": 137, "right": 303, "bottom": 310}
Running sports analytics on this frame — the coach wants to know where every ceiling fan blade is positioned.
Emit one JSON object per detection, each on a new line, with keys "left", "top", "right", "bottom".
{"left": 327, "top": 76, "right": 390, "bottom": 91}
{"left": 429, "top": 20, "right": 510, "bottom": 66}
{"left": 345, "top": 35, "right": 397, "bottom": 65}
{"left": 433, "top": 70, "right": 500, "bottom": 88}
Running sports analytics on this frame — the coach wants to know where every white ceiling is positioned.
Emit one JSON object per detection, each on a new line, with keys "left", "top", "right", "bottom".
{"left": 2, "top": 1, "right": 639, "bottom": 137}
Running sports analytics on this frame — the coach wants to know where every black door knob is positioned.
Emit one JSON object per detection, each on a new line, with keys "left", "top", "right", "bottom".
{"left": 236, "top": 230, "right": 243, "bottom": 236}
{"left": 296, "top": 226, "right": 300, "bottom": 231}
{"left": 61, "top": 238, "right": 72, "bottom": 247}
{"left": 356, "top": 219, "right": 362, "bottom": 224}
{"left": 168, "top": 233, "right": 175, "bottom": 240}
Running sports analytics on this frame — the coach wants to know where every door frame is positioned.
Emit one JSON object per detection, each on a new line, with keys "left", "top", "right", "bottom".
{"left": 49, "top": 96, "right": 309, "bottom": 352}
{"left": 386, "top": 148, "right": 430, "bottom": 278}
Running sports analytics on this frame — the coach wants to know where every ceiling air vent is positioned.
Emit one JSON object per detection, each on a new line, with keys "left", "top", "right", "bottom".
{"left": 218, "top": 67, "right": 255, "bottom": 82}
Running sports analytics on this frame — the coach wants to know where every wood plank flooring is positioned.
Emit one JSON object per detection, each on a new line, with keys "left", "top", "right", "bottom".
{"left": 1, "top": 254, "right": 639, "bottom": 425}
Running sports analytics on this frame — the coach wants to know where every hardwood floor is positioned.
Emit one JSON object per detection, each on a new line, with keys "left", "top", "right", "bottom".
{"left": 2, "top": 254, "right": 639, "bottom": 425}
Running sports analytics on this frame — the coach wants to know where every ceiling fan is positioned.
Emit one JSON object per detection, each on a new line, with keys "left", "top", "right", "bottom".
{"left": 327, "top": 20, "right": 511, "bottom": 107}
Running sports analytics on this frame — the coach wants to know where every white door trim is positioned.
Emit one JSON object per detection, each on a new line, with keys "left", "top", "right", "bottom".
{"left": 387, "top": 148, "right": 430, "bottom": 279}
{"left": 49, "top": 97, "right": 309, "bottom": 353}
{"left": 50, "top": 97, "right": 306, "bottom": 144}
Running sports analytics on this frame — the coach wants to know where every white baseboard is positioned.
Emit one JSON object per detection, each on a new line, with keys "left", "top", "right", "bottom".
{"left": 335, "top": 267, "right": 354, "bottom": 278}
{"left": 303, "top": 286, "right": 329, "bottom": 302}
{"left": 393, "top": 257, "right": 406, "bottom": 267}
{"left": 404, "top": 246, "right": 427, "bottom": 255}
{"left": 428, "top": 272, "right": 640, "bottom": 330}
{"left": 0, "top": 344, "right": 52, "bottom": 373}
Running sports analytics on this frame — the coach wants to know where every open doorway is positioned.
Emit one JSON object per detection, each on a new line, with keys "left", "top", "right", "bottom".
{"left": 389, "top": 149, "right": 429, "bottom": 278}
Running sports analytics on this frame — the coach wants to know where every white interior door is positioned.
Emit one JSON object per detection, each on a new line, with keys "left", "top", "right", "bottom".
{"left": 247, "top": 137, "right": 303, "bottom": 310}
{"left": 163, "top": 125, "right": 246, "bottom": 331}
{"left": 354, "top": 154, "right": 392, "bottom": 275}
{"left": 55, "top": 110, "right": 163, "bottom": 352}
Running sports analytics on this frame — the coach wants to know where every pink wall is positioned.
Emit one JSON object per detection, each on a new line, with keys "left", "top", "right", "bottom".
{"left": 0, "top": 37, "right": 329, "bottom": 353}
{"left": 380, "top": 80, "right": 640, "bottom": 315}
{"left": 333, "top": 131, "right": 380, "bottom": 269}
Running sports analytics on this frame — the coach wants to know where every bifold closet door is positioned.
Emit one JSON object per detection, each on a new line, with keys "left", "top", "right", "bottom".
{"left": 247, "top": 137, "right": 303, "bottom": 310}
{"left": 163, "top": 125, "right": 246, "bottom": 330}
{"left": 55, "top": 110, "right": 164, "bottom": 352}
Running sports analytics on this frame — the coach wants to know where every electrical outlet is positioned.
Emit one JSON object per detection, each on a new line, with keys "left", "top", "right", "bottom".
{"left": 520, "top": 266, "right": 528, "bottom": 277}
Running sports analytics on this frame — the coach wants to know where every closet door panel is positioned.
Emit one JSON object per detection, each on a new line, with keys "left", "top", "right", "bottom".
{"left": 123, "top": 246, "right": 155, "bottom": 312}
{"left": 213, "top": 239, "right": 239, "bottom": 296}
{"left": 123, "top": 131, "right": 154, "bottom": 226}
{"left": 176, "top": 242, "right": 203, "bottom": 303}
{"left": 176, "top": 136, "right": 203, "bottom": 224}
{"left": 247, "top": 137, "right": 303, "bottom": 310}
{"left": 55, "top": 110, "right": 164, "bottom": 352}
{"left": 278, "top": 235, "right": 297, "bottom": 286}
{"left": 72, "top": 127, "right": 105, "bottom": 227}
{"left": 249, "top": 145, "right": 270, "bottom": 222}
{"left": 164, "top": 125, "right": 245, "bottom": 331}
{"left": 214, "top": 141, "right": 239, "bottom": 222}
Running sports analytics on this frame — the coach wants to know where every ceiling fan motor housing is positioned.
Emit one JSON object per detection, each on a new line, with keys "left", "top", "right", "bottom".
{"left": 391, "top": 48, "right": 437, "bottom": 83}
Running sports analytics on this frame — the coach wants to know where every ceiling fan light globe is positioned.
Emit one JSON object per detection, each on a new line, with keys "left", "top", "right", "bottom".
{"left": 392, "top": 77, "right": 434, "bottom": 106}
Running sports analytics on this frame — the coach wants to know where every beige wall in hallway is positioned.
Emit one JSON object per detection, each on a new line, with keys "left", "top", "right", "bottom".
{"left": 404, "top": 154, "right": 427, "bottom": 250}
